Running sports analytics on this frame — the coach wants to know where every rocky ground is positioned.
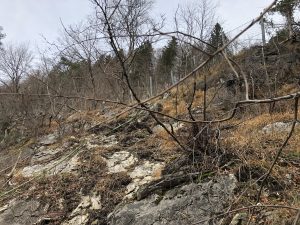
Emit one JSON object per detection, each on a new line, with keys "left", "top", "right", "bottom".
{"left": 0, "top": 103, "right": 299, "bottom": 225}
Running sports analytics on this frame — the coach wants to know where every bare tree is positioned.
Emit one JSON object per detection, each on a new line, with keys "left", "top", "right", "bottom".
{"left": 92, "top": 0, "right": 188, "bottom": 150}
{"left": 0, "top": 44, "right": 32, "bottom": 93}
{"left": 93, "top": 0, "right": 154, "bottom": 54}
{"left": 175, "top": 0, "right": 216, "bottom": 43}
{"left": 92, "top": 0, "right": 160, "bottom": 99}
{"left": 0, "top": 26, "right": 5, "bottom": 48}
{"left": 55, "top": 20, "right": 102, "bottom": 108}
{"left": 172, "top": 0, "right": 217, "bottom": 80}
{"left": 53, "top": 16, "right": 136, "bottom": 106}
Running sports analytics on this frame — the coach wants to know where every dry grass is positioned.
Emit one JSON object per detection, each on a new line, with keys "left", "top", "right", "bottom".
{"left": 93, "top": 172, "right": 132, "bottom": 223}
{"left": 223, "top": 110, "right": 299, "bottom": 155}
{"left": 66, "top": 110, "right": 106, "bottom": 124}
{"left": 152, "top": 165, "right": 164, "bottom": 180}
{"left": 154, "top": 128, "right": 177, "bottom": 150}
{"left": 221, "top": 107, "right": 300, "bottom": 215}
{"left": 2, "top": 51, "right": 299, "bottom": 223}
{"left": 278, "top": 84, "right": 299, "bottom": 96}
{"left": 160, "top": 98, "right": 187, "bottom": 117}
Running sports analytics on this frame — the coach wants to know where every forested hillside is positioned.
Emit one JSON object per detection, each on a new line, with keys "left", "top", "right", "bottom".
{"left": 0, "top": 0, "right": 300, "bottom": 224}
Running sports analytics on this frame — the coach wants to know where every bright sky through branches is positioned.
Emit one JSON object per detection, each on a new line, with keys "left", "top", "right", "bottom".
{"left": 0, "top": 0, "right": 278, "bottom": 55}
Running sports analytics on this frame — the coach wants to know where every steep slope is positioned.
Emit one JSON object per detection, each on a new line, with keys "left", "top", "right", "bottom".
{"left": 0, "top": 40, "right": 300, "bottom": 225}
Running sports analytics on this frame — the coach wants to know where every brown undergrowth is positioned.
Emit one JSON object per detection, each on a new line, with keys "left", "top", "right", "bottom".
{"left": 1, "top": 49, "right": 300, "bottom": 224}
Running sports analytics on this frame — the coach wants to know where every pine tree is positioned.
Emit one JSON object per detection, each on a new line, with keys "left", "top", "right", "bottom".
{"left": 208, "top": 23, "right": 228, "bottom": 54}
{"left": 131, "top": 40, "right": 154, "bottom": 96}
{"left": 271, "top": 0, "right": 300, "bottom": 38}
{"left": 0, "top": 27, "right": 5, "bottom": 48}
{"left": 157, "top": 37, "right": 178, "bottom": 84}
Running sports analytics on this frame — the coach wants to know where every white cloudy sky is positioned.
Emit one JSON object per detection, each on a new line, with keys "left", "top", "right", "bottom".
{"left": 0, "top": 0, "right": 277, "bottom": 53}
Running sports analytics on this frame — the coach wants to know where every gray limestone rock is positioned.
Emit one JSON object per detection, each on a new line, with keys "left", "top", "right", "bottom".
{"left": 152, "top": 123, "right": 184, "bottom": 134}
{"left": 39, "top": 133, "right": 58, "bottom": 145}
{"left": 229, "top": 213, "right": 247, "bottom": 225}
{"left": 109, "top": 175, "right": 237, "bottom": 225}
{"left": 62, "top": 193, "right": 101, "bottom": 225}
{"left": 0, "top": 200, "right": 42, "bottom": 225}
{"left": 31, "top": 146, "right": 61, "bottom": 164}
{"left": 21, "top": 155, "right": 79, "bottom": 177}
{"left": 262, "top": 121, "right": 299, "bottom": 134}
{"left": 104, "top": 151, "right": 138, "bottom": 174}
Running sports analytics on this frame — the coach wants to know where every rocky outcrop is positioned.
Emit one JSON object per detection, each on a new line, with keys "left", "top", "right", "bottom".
{"left": 62, "top": 193, "right": 101, "bottom": 225}
{"left": 21, "top": 155, "right": 79, "bottom": 177}
{"left": 38, "top": 133, "right": 58, "bottom": 146}
{"left": 20, "top": 142, "right": 80, "bottom": 177}
{"left": 262, "top": 121, "right": 299, "bottom": 134}
{"left": 0, "top": 200, "right": 45, "bottom": 225}
{"left": 104, "top": 150, "right": 165, "bottom": 199}
{"left": 1, "top": 113, "right": 296, "bottom": 225}
{"left": 109, "top": 175, "right": 237, "bottom": 225}
{"left": 104, "top": 151, "right": 138, "bottom": 174}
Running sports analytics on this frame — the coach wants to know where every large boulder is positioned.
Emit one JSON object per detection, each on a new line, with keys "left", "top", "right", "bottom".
{"left": 0, "top": 200, "right": 44, "bottom": 225}
{"left": 262, "top": 121, "right": 299, "bottom": 134}
{"left": 39, "top": 133, "right": 58, "bottom": 145}
{"left": 109, "top": 175, "right": 236, "bottom": 225}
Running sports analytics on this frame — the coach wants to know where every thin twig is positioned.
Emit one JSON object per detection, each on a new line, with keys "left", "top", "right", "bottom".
{"left": 93, "top": 0, "right": 188, "bottom": 151}
{"left": 293, "top": 210, "right": 300, "bottom": 225}
{"left": 1, "top": 91, "right": 299, "bottom": 125}
{"left": 256, "top": 96, "right": 299, "bottom": 203}
{"left": 192, "top": 204, "right": 300, "bottom": 225}
{"left": 99, "top": 0, "right": 277, "bottom": 120}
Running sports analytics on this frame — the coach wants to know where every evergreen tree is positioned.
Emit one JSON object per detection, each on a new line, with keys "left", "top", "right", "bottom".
{"left": 208, "top": 23, "right": 228, "bottom": 54}
{"left": 157, "top": 37, "right": 178, "bottom": 84}
{"left": 271, "top": 0, "right": 300, "bottom": 37}
{"left": 131, "top": 40, "right": 154, "bottom": 96}
{"left": 0, "top": 27, "right": 5, "bottom": 48}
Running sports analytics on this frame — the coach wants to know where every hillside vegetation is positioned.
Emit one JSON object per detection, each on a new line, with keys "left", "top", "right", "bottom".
{"left": 0, "top": 0, "right": 300, "bottom": 225}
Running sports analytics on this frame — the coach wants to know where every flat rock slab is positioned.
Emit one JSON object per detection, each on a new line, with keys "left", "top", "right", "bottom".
{"left": 126, "top": 161, "right": 165, "bottom": 198}
{"left": 262, "top": 122, "right": 299, "bottom": 134}
{"left": 21, "top": 155, "right": 79, "bottom": 177}
{"left": 109, "top": 175, "right": 236, "bottom": 225}
{"left": 39, "top": 133, "right": 58, "bottom": 145}
{"left": 0, "top": 200, "right": 42, "bottom": 225}
{"left": 62, "top": 193, "right": 101, "bottom": 225}
{"left": 103, "top": 151, "right": 165, "bottom": 199}
{"left": 87, "top": 134, "right": 118, "bottom": 149}
{"left": 152, "top": 123, "right": 184, "bottom": 134}
{"left": 62, "top": 214, "right": 89, "bottom": 225}
{"left": 31, "top": 146, "right": 61, "bottom": 164}
{"left": 105, "top": 151, "right": 138, "bottom": 174}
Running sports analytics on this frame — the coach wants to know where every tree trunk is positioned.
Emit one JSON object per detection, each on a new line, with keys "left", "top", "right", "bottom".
{"left": 287, "top": 11, "right": 294, "bottom": 38}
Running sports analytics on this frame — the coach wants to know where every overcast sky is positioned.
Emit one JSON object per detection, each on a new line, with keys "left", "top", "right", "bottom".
{"left": 0, "top": 0, "right": 276, "bottom": 53}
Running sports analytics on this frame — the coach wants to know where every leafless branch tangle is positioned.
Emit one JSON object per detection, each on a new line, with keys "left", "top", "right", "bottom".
{"left": 2, "top": 0, "right": 300, "bottom": 223}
